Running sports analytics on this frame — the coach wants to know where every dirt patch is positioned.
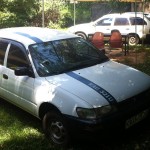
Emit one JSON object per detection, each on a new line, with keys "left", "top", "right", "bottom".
{"left": 106, "top": 49, "right": 146, "bottom": 65}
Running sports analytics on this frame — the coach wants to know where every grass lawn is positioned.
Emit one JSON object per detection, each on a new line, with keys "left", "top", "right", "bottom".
{"left": 0, "top": 99, "right": 55, "bottom": 150}
{"left": 0, "top": 46, "right": 150, "bottom": 150}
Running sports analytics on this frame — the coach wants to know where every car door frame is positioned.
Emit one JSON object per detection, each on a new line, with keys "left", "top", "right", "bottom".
{"left": 1, "top": 39, "right": 37, "bottom": 115}
{"left": 94, "top": 17, "right": 114, "bottom": 34}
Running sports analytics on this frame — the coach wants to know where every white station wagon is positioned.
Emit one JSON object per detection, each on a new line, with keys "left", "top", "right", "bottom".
{"left": 0, "top": 27, "right": 150, "bottom": 146}
{"left": 68, "top": 13, "right": 150, "bottom": 45}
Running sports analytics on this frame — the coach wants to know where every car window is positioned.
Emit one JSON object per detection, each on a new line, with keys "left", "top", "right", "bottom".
{"left": 130, "top": 17, "right": 147, "bottom": 25}
{"left": 29, "top": 37, "right": 108, "bottom": 77}
{"left": 0, "top": 41, "right": 8, "bottom": 65}
{"left": 7, "top": 44, "right": 29, "bottom": 70}
{"left": 96, "top": 18, "right": 113, "bottom": 26}
{"left": 114, "top": 18, "right": 129, "bottom": 26}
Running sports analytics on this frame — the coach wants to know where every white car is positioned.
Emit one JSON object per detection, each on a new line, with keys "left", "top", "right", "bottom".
{"left": 68, "top": 13, "right": 150, "bottom": 45}
{"left": 0, "top": 27, "right": 150, "bottom": 147}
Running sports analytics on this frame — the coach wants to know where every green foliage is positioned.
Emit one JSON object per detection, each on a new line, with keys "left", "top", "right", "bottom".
{"left": 68, "top": 2, "right": 92, "bottom": 25}
{"left": 45, "top": 0, "right": 72, "bottom": 28}
{"left": 0, "top": 12, "right": 18, "bottom": 28}
{"left": 0, "top": 0, "right": 40, "bottom": 28}
{"left": 0, "top": 0, "right": 7, "bottom": 11}
{"left": 31, "top": 0, "right": 72, "bottom": 28}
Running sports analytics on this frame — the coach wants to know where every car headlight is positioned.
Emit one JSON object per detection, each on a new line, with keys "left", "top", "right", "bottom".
{"left": 76, "top": 105, "right": 117, "bottom": 120}
{"left": 76, "top": 108, "right": 96, "bottom": 119}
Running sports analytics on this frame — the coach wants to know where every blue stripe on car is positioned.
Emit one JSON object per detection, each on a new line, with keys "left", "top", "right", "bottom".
{"left": 66, "top": 72, "right": 117, "bottom": 105}
{"left": 14, "top": 32, "right": 43, "bottom": 43}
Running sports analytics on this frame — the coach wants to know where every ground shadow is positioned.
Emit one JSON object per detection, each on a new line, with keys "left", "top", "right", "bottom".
{"left": 1, "top": 98, "right": 150, "bottom": 150}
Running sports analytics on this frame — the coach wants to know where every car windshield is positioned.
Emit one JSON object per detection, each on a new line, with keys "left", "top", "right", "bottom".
{"left": 29, "top": 37, "right": 108, "bottom": 77}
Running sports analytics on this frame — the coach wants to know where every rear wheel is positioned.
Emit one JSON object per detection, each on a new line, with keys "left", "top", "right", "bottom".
{"left": 76, "top": 32, "right": 87, "bottom": 39}
{"left": 43, "top": 111, "right": 70, "bottom": 147}
{"left": 128, "top": 34, "right": 140, "bottom": 46}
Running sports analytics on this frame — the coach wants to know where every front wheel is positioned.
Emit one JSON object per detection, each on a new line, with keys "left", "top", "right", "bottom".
{"left": 43, "top": 111, "right": 70, "bottom": 147}
{"left": 128, "top": 35, "right": 140, "bottom": 46}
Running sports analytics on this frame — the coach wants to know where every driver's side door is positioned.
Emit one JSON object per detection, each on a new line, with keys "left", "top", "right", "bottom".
{"left": 95, "top": 17, "right": 114, "bottom": 34}
{"left": 1, "top": 41, "right": 36, "bottom": 114}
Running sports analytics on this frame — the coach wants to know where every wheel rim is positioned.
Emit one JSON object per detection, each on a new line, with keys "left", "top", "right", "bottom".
{"left": 129, "top": 36, "right": 139, "bottom": 46}
{"left": 50, "top": 120, "right": 67, "bottom": 144}
{"left": 76, "top": 33, "right": 86, "bottom": 39}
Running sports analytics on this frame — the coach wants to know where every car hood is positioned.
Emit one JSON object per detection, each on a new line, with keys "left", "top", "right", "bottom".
{"left": 45, "top": 60, "right": 150, "bottom": 107}
{"left": 68, "top": 22, "right": 93, "bottom": 32}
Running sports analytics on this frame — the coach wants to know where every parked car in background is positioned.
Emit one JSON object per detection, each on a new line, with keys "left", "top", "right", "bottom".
{"left": 68, "top": 13, "right": 150, "bottom": 45}
{"left": 0, "top": 27, "right": 150, "bottom": 147}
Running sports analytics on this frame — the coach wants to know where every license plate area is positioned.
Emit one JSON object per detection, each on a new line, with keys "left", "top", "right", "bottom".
{"left": 125, "top": 109, "right": 149, "bottom": 129}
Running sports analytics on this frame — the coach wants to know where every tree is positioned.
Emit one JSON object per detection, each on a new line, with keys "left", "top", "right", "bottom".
{"left": 31, "top": 0, "right": 72, "bottom": 28}
{"left": 68, "top": 2, "right": 92, "bottom": 25}
{"left": 0, "top": 0, "right": 40, "bottom": 28}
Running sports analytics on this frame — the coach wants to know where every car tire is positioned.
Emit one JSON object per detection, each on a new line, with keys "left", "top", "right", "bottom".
{"left": 42, "top": 111, "right": 70, "bottom": 147}
{"left": 128, "top": 34, "right": 140, "bottom": 46}
{"left": 76, "top": 32, "right": 87, "bottom": 39}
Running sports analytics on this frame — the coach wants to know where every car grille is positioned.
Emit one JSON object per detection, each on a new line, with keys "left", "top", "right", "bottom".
{"left": 117, "top": 88, "right": 150, "bottom": 113}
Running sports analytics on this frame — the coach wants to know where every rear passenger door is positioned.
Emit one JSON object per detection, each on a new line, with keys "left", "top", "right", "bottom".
{"left": 113, "top": 17, "right": 130, "bottom": 35}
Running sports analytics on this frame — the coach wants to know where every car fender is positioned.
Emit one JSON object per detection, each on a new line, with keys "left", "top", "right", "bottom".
{"left": 34, "top": 78, "right": 93, "bottom": 118}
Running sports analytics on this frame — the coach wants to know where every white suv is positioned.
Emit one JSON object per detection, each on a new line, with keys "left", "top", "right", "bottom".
{"left": 68, "top": 13, "right": 150, "bottom": 45}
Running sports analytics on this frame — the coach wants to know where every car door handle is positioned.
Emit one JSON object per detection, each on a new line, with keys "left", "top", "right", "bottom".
{"left": 3, "top": 74, "right": 8, "bottom": 79}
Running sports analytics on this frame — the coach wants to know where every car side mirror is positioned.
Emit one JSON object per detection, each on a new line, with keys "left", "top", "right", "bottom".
{"left": 15, "top": 67, "right": 34, "bottom": 78}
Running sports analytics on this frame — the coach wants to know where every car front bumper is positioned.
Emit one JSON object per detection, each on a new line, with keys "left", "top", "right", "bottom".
{"left": 64, "top": 88, "right": 150, "bottom": 134}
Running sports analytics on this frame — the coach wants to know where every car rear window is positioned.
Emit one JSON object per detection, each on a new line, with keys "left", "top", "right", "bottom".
{"left": 130, "top": 17, "right": 147, "bottom": 25}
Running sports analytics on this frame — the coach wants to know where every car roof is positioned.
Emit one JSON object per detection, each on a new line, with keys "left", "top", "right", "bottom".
{"left": 0, "top": 27, "right": 77, "bottom": 47}
{"left": 123, "top": 12, "right": 149, "bottom": 15}
{"left": 101, "top": 13, "right": 147, "bottom": 18}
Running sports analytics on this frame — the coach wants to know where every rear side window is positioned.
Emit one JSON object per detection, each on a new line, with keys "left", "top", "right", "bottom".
{"left": 0, "top": 41, "right": 8, "bottom": 65}
{"left": 7, "top": 44, "right": 29, "bottom": 70}
{"left": 114, "top": 18, "right": 129, "bottom": 26}
{"left": 130, "top": 17, "right": 147, "bottom": 25}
